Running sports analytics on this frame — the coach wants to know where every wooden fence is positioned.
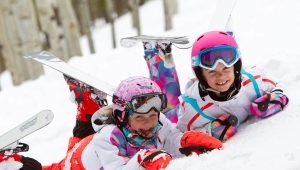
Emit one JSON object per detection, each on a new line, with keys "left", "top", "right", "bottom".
{"left": 0, "top": 0, "right": 177, "bottom": 88}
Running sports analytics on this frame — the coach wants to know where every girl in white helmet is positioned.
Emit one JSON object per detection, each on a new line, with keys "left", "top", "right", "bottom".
{"left": 43, "top": 76, "right": 222, "bottom": 170}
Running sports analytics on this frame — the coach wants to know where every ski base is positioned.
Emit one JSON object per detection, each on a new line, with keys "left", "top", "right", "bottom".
{"left": 120, "top": 35, "right": 192, "bottom": 49}
{"left": 24, "top": 51, "right": 115, "bottom": 97}
{"left": 0, "top": 110, "right": 54, "bottom": 150}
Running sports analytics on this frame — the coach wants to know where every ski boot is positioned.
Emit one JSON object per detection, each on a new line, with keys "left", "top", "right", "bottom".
{"left": 143, "top": 41, "right": 175, "bottom": 68}
{"left": 64, "top": 75, "right": 107, "bottom": 138}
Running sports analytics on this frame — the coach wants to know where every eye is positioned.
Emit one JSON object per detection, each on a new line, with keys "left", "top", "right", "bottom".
{"left": 208, "top": 70, "right": 215, "bottom": 73}
{"left": 208, "top": 70, "right": 216, "bottom": 76}
{"left": 149, "top": 114, "right": 158, "bottom": 118}
{"left": 133, "top": 115, "right": 142, "bottom": 120}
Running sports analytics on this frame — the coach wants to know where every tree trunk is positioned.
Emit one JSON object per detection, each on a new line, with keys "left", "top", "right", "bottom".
{"left": 0, "top": 0, "right": 44, "bottom": 86}
{"left": 34, "top": 0, "right": 69, "bottom": 60}
{"left": 88, "top": 0, "right": 106, "bottom": 22}
{"left": 74, "top": 0, "right": 95, "bottom": 54}
{"left": 0, "top": 50, "right": 5, "bottom": 73}
{"left": 128, "top": 0, "right": 141, "bottom": 35}
{"left": 0, "top": 51, "right": 4, "bottom": 91}
{"left": 105, "top": 0, "right": 116, "bottom": 48}
{"left": 173, "top": 0, "right": 178, "bottom": 15}
{"left": 163, "top": 0, "right": 173, "bottom": 31}
{"left": 56, "top": 0, "right": 82, "bottom": 59}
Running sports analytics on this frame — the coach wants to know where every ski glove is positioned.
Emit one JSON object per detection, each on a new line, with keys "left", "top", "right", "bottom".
{"left": 179, "top": 131, "right": 222, "bottom": 156}
{"left": 137, "top": 149, "right": 172, "bottom": 170}
{"left": 250, "top": 90, "right": 289, "bottom": 118}
{"left": 208, "top": 113, "right": 239, "bottom": 141}
{"left": 64, "top": 74, "right": 107, "bottom": 122}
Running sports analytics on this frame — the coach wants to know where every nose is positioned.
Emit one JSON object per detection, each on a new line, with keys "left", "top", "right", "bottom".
{"left": 143, "top": 121, "right": 155, "bottom": 131}
{"left": 215, "top": 71, "right": 225, "bottom": 78}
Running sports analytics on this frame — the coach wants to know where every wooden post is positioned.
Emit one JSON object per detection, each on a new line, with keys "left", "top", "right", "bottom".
{"left": 173, "top": 0, "right": 178, "bottom": 15}
{"left": 128, "top": 0, "right": 141, "bottom": 35}
{"left": 34, "top": 0, "right": 69, "bottom": 60}
{"left": 56, "top": 0, "right": 82, "bottom": 58}
{"left": 163, "top": 0, "right": 173, "bottom": 31}
{"left": 74, "top": 0, "right": 95, "bottom": 54}
{"left": 0, "top": 50, "right": 5, "bottom": 91}
{"left": 0, "top": 49, "right": 5, "bottom": 74}
{"left": 105, "top": 0, "right": 116, "bottom": 48}
{"left": 0, "top": 0, "right": 44, "bottom": 86}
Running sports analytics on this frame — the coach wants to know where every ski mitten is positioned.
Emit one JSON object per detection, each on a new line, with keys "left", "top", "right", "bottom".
{"left": 208, "top": 113, "right": 239, "bottom": 141}
{"left": 137, "top": 149, "right": 172, "bottom": 170}
{"left": 179, "top": 131, "right": 222, "bottom": 156}
{"left": 250, "top": 90, "right": 289, "bottom": 118}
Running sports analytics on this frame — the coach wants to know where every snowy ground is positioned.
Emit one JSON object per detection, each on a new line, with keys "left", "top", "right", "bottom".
{"left": 1, "top": 0, "right": 300, "bottom": 169}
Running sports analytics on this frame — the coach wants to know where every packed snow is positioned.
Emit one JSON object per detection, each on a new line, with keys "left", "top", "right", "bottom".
{"left": 1, "top": 0, "right": 300, "bottom": 169}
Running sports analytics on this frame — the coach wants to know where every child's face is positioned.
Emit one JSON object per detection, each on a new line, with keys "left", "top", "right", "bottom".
{"left": 202, "top": 63, "right": 235, "bottom": 92}
{"left": 128, "top": 110, "right": 159, "bottom": 138}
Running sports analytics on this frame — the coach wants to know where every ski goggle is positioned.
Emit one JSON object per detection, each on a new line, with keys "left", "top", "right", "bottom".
{"left": 192, "top": 45, "right": 240, "bottom": 70}
{"left": 127, "top": 93, "right": 168, "bottom": 114}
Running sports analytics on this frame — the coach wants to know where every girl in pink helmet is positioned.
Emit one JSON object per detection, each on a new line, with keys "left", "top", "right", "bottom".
{"left": 42, "top": 76, "right": 222, "bottom": 170}
{"left": 142, "top": 31, "right": 289, "bottom": 141}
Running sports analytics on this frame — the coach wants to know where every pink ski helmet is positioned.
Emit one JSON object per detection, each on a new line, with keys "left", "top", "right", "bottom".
{"left": 112, "top": 76, "right": 162, "bottom": 126}
{"left": 191, "top": 31, "right": 239, "bottom": 57}
{"left": 191, "top": 31, "right": 242, "bottom": 99}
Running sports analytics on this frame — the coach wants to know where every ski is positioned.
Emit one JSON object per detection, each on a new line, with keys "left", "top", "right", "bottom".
{"left": 24, "top": 51, "right": 115, "bottom": 97}
{"left": 0, "top": 110, "right": 54, "bottom": 151}
{"left": 208, "top": 0, "right": 238, "bottom": 32}
{"left": 120, "top": 35, "right": 192, "bottom": 49}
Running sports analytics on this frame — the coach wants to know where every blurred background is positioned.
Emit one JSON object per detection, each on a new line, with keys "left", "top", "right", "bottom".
{"left": 0, "top": 0, "right": 177, "bottom": 89}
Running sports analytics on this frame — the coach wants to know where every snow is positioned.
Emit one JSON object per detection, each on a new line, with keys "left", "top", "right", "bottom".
{"left": 0, "top": 158, "right": 23, "bottom": 170}
{"left": 1, "top": 0, "right": 300, "bottom": 169}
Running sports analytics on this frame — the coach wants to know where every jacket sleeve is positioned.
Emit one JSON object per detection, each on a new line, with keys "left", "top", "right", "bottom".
{"left": 92, "top": 125, "right": 142, "bottom": 170}
{"left": 158, "top": 114, "right": 184, "bottom": 157}
{"left": 246, "top": 66, "right": 287, "bottom": 95}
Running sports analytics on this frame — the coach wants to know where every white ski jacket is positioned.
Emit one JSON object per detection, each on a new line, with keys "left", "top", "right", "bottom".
{"left": 75, "top": 113, "right": 183, "bottom": 170}
{"left": 177, "top": 66, "right": 284, "bottom": 132}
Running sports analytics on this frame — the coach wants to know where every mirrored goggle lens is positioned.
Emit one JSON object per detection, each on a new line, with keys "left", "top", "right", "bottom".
{"left": 195, "top": 46, "right": 239, "bottom": 70}
{"left": 130, "top": 93, "right": 167, "bottom": 114}
{"left": 201, "top": 49, "right": 237, "bottom": 68}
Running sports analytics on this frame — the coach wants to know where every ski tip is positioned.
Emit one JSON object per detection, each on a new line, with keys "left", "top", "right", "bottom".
{"left": 41, "top": 109, "right": 54, "bottom": 124}
{"left": 120, "top": 38, "right": 138, "bottom": 48}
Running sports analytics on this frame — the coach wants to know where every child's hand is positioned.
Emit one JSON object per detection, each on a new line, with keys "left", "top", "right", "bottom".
{"left": 250, "top": 91, "right": 289, "bottom": 118}
{"left": 179, "top": 131, "right": 222, "bottom": 156}
{"left": 209, "top": 113, "right": 239, "bottom": 141}
{"left": 137, "top": 149, "right": 172, "bottom": 170}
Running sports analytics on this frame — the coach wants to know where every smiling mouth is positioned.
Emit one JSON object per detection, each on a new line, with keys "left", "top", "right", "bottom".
{"left": 138, "top": 129, "right": 154, "bottom": 138}
{"left": 216, "top": 80, "right": 228, "bottom": 86}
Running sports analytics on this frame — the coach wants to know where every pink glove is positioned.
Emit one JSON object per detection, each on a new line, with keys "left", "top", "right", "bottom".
{"left": 209, "top": 113, "right": 239, "bottom": 141}
{"left": 137, "top": 149, "right": 172, "bottom": 170}
{"left": 250, "top": 90, "right": 289, "bottom": 118}
{"left": 180, "top": 131, "right": 223, "bottom": 156}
